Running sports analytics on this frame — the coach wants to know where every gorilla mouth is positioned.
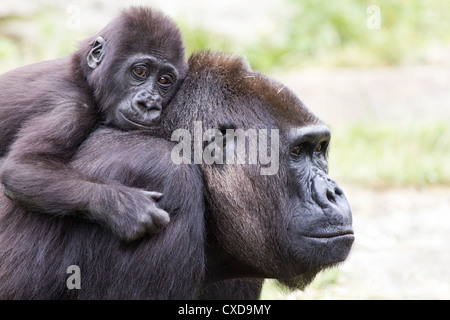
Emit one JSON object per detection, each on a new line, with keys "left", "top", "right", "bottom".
{"left": 119, "top": 111, "right": 155, "bottom": 129}
{"left": 303, "top": 230, "right": 354, "bottom": 239}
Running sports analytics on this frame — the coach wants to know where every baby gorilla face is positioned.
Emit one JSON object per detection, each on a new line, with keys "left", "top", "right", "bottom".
{"left": 108, "top": 54, "right": 182, "bottom": 129}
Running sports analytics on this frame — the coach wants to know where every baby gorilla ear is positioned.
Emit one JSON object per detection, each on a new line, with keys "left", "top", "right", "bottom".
{"left": 87, "top": 36, "right": 106, "bottom": 69}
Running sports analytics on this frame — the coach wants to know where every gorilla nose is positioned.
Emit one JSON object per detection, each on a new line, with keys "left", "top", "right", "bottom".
{"left": 312, "top": 173, "right": 344, "bottom": 207}
{"left": 325, "top": 184, "right": 343, "bottom": 204}
{"left": 311, "top": 170, "right": 351, "bottom": 220}
{"left": 133, "top": 91, "right": 162, "bottom": 112}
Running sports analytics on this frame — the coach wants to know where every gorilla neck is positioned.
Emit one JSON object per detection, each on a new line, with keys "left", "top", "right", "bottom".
{"left": 203, "top": 234, "right": 263, "bottom": 284}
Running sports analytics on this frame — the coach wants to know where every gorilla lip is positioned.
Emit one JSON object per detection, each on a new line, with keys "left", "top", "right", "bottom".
{"left": 119, "top": 110, "right": 159, "bottom": 129}
{"left": 303, "top": 230, "right": 354, "bottom": 239}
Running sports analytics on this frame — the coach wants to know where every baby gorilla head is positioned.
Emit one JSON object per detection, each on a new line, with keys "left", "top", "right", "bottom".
{"left": 111, "top": 53, "right": 182, "bottom": 129}
{"left": 82, "top": 7, "right": 187, "bottom": 129}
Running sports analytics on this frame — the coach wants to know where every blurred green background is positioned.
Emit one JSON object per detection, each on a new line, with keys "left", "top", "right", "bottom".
{"left": 1, "top": 0, "right": 449, "bottom": 299}
{"left": 2, "top": 0, "right": 450, "bottom": 72}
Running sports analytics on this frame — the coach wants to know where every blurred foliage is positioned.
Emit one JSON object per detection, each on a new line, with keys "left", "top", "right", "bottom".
{"left": 0, "top": 9, "right": 86, "bottom": 73}
{"left": 1, "top": 1, "right": 450, "bottom": 72}
{"left": 181, "top": 0, "right": 450, "bottom": 71}
{"left": 329, "top": 121, "right": 450, "bottom": 187}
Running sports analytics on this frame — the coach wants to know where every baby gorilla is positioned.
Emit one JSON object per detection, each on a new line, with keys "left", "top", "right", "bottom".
{"left": 0, "top": 7, "right": 187, "bottom": 241}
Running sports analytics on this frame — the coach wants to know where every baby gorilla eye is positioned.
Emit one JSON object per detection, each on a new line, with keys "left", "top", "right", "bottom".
{"left": 132, "top": 65, "right": 149, "bottom": 80}
{"left": 157, "top": 75, "right": 173, "bottom": 87}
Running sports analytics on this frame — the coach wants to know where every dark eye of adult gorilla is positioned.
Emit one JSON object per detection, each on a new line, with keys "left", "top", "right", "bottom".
{"left": 292, "top": 142, "right": 327, "bottom": 156}
{"left": 290, "top": 129, "right": 329, "bottom": 175}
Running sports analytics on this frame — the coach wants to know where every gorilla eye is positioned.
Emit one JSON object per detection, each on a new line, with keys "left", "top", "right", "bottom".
{"left": 315, "top": 143, "right": 322, "bottom": 152}
{"left": 315, "top": 141, "right": 328, "bottom": 153}
{"left": 158, "top": 75, "right": 174, "bottom": 87}
{"left": 132, "top": 65, "right": 149, "bottom": 80}
{"left": 292, "top": 146, "right": 302, "bottom": 156}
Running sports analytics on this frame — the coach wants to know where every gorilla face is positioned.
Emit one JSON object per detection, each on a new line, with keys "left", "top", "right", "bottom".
{"left": 282, "top": 125, "right": 353, "bottom": 284}
{"left": 102, "top": 54, "right": 183, "bottom": 129}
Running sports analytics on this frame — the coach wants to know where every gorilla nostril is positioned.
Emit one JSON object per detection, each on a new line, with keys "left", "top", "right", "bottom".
{"left": 132, "top": 98, "right": 144, "bottom": 109}
{"left": 138, "top": 101, "right": 147, "bottom": 109}
{"left": 335, "top": 187, "right": 343, "bottom": 196}
{"left": 326, "top": 189, "right": 336, "bottom": 203}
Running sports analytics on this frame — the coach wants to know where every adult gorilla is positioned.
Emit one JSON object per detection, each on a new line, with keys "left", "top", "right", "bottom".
{"left": 0, "top": 51, "right": 353, "bottom": 299}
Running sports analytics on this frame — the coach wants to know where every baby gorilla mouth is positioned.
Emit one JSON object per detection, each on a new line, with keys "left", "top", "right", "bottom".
{"left": 119, "top": 108, "right": 161, "bottom": 128}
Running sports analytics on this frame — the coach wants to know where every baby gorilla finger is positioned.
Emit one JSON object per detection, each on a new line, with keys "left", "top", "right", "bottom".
{"left": 146, "top": 191, "right": 163, "bottom": 200}
{"left": 144, "top": 206, "right": 170, "bottom": 235}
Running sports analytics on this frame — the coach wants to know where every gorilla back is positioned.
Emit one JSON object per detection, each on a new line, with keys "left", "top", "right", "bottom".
{"left": 0, "top": 51, "right": 353, "bottom": 299}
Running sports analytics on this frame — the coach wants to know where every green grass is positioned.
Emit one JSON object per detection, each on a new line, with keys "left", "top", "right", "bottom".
{"left": 329, "top": 121, "right": 450, "bottom": 187}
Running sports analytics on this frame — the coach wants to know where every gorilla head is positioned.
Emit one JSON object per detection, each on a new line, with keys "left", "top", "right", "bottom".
{"left": 162, "top": 52, "right": 354, "bottom": 288}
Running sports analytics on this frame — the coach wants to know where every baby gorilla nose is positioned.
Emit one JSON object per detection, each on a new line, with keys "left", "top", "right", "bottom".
{"left": 133, "top": 90, "right": 162, "bottom": 112}
{"left": 118, "top": 90, "right": 164, "bottom": 129}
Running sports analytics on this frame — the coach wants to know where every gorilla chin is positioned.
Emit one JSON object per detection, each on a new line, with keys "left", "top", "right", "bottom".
{"left": 281, "top": 233, "right": 354, "bottom": 290}
{"left": 278, "top": 269, "right": 329, "bottom": 291}
{"left": 297, "top": 234, "right": 354, "bottom": 266}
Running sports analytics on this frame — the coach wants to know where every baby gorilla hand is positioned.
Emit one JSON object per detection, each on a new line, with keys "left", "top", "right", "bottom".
{"left": 90, "top": 185, "right": 170, "bottom": 241}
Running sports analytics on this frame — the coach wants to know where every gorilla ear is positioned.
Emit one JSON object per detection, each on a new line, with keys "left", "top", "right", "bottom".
{"left": 87, "top": 36, "right": 106, "bottom": 69}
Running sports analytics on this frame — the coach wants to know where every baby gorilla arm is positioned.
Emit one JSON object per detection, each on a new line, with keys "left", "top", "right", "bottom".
{"left": 1, "top": 103, "right": 169, "bottom": 241}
